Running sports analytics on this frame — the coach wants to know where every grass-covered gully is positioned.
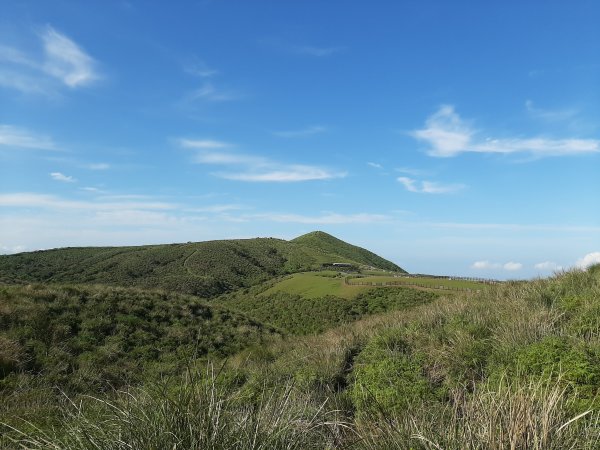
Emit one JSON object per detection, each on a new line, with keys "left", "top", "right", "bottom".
{"left": 1, "top": 266, "right": 599, "bottom": 448}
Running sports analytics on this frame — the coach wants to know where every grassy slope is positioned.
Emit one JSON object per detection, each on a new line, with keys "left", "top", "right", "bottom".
{"left": 0, "top": 283, "right": 281, "bottom": 394}
{"left": 348, "top": 275, "right": 486, "bottom": 290}
{"left": 4, "top": 267, "right": 599, "bottom": 449}
{"left": 0, "top": 233, "right": 404, "bottom": 297}
{"left": 261, "top": 272, "right": 371, "bottom": 299}
{"left": 291, "top": 231, "right": 405, "bottom": 272}
{"left": 2, "top": 267, "right": 600, "bottom": 448}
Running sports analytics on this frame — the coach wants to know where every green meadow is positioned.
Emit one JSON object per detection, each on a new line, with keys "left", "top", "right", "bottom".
{"left": 261, "top": 271, "right": 371, "bottom": 299}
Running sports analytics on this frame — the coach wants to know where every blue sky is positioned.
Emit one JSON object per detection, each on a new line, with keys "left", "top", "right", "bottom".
{"left": 1, "top": 0, "right": 599, "bottom": 279}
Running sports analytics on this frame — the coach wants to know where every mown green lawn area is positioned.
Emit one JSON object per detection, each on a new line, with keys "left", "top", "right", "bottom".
{"left": 261, "top": 272, "right": 371, "bottom": 299}
{"left": 348, "top": 275, "right": 487, "bottom": 290}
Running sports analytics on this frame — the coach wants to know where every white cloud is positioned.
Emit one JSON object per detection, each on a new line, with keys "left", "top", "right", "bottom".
{"left": 412, "top": 105, "right": 599, "bottom": 157}
{"left": 248, "top": 212, "right": 388, "bottom": 224}
{"left": 272, "top": 126, "right": 327, "bottom": 138}
{"left": 179, "top": 139, "right": 232, "bottom": 149}
{"left": 0, "top": 26, "right": 99, "bottom": 94}
{"left": 294, "top": 45, "right": 344, "bottom": 57}
{"left": 472, "top": 260, "right": 522, "bottom": 271}
{"left": 184, "top": 59, "right": 218, "bottom": 78}
{"left": 534, "top": 261, "right": 563, "bottom": 271}
{"left": 398, "top": 176, "right": 464, "bottom": 194}
{"left": 0, "top": 193, "right": 175, "bottom": 211}
{"left": 219, "top": 165, "right": 343, "bottom": 182}
{"left": 0, "top": 124, "right": 57, "bottom": 150}
{"left": 87, "top": 163, "right": 110, "bottom": 170}
{"left": 367, "top": 162, "right": 382, "bottom": 169}
{"left": 471, "top": 260, "right": 500, "bottom": 270}
{"left": 188, "top": 82, "right": 239, "bottom": 102}
{"left": 0, "top": 244, "right": 26, "bottom": 255}
{"left": 41, "top": 26, "right": 98, "bottom": 88}
{"left": 50, "top": 172, "right": 76, "bottom": 183}
{"left": 182, "top": 141, "right": 345, "bottom": 183}
{"left": 576, "top": 252, "right": 600, "bottom": 269}
{"left": 525, "top": 100, "right": 578, "bottom": 122}
{"left": 503, "top": 261, "right": 523, "bottom": 271}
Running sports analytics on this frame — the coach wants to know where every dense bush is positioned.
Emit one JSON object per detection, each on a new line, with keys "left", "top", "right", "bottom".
{"left": 219, "top": 287, "right": 437, "bottom": 335}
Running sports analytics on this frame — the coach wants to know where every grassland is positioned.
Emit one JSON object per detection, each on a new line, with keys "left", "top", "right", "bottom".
{"left": 348, "top": 274, "right": 487, "bottom": 291}
{"left": 2, "top": 266, "right": 599, "bottom": 448}
{"left": 261, "top": 272, "right": 371, "bottom": 299}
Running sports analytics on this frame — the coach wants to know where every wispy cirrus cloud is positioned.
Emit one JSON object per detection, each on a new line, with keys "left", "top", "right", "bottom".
{"left": 181, "top": 139, "right": 345, "bottom": 182}
{"left": 398, "top": 176, "right": 465, "bottom": 194}
{"left": 183, "top": 58, "right": 219, "bottom": 78}
{"left": 87, "top": 163, "right": 110, "bottom": 170}
{"left": 0, "top": 193, "right": 175, "bottom": 211}
{"left": 50, "top": 172, "right": 76, "bottom": 183}
{"left": 272, "top": 125, "right": 327, "bottom": 138}
{"left": 0, "top": 26, "right": 99, "bottom": 95}
{"left": 40, "top": 26, "right": 99, "bottom": 88}
{"left": 244, "top": 212, "right": 388, "bottom": 224}
{"left": 0, "top": 124, "right": 57, "bottom": 150}
{"left": 179, "top": 138, "right": 233, "bottom": 150}
{"left": 412, "top": 105, "right": 599, "bottom": 158}
{"left": 186, "top": 82, "right": 241, "bottom": 102}
{"left": 294, "top": 45, "right": 344, "bottom": 57}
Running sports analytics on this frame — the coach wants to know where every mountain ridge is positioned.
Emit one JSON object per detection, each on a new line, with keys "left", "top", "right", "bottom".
{"left": 0, "top": 231, "right": 405, "bottom": 297}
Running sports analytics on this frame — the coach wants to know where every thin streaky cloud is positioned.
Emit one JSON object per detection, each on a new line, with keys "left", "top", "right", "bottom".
{"left": 525, "top": 100, "right": 578, "bottom": 122}
{"left": 181, "top": 140, "right": 346, "bottom": 183}
{"left": 184, "top": 58, "right": 219, "bottom": 78}
{"left": 187, "top": 82, "right": 240, "bottom": 102}
{"left": 87, "top": 163, "right": 110, "bottom": 170}
{"left": 0, "top": 27, "right": 99, "bottom": 94}
{"left": 41, "top": 26, "right": 99, "bottom": 88}
{"left": 412, "top": 105, "right": 599, "bottom": 157}
{"left": 367, "top": 162, "right": 382, "bottom": 169}
{"left": 50, "top": 172, "right": 76, "bottom": 183}
{"left": 272, "top": 125, "right": 327, "bottom": 138}
{"left": 0, "top": 124, "right": 57, "bottom": 150}
{"left": 294, "top": 45, "right": 344, "bottom": 57}
{"left": 218, "top": 165, "right": 345, "bottom": 182}
{"left": 179, "top": 139, "right": 233, "bottom": 149}
{"left": 246, "top": 212, "right": 388, "bottom": 224}
{"left": 398, "top": 176, "right": 464, "bottom": 194}
{"left": 0, "top": 193, "right": 176, "bottom": 211}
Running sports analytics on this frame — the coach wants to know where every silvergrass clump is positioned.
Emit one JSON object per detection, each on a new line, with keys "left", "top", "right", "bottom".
{"left": 354, "top": 374, "right": 599, "bottom": 450}
{"left": 2, "top": 364, "right": 351, "bottom": 449}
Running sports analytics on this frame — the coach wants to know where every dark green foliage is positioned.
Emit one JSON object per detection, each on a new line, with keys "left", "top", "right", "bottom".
{"left": 219, "top": 287, "right": 436, "bottom": 335}
{"left": 292, "top": 231, "right": 405, "bottom": 272}
{"left": 351, "top": 328, "right": 433, "bottom": 416}
{"left": 0, "top": 284, "right": 280, "bottom": 393}
{"left": 0, "top": 233, "right": 405, "bottom": 297}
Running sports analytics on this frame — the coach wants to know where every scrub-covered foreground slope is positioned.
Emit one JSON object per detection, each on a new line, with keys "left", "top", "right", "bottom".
{"left": 0, "top": 232, "right": 404, "bottom": 297}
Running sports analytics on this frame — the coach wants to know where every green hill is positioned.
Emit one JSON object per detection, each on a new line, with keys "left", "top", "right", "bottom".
{"left": 0, "top": 283, "right": 280, "bottom": 394}
{"left": 291, "top": 231, "right": 405, "bottom": 272}
{"left": 0, "top": 233, "right": 404, "bottom": 297}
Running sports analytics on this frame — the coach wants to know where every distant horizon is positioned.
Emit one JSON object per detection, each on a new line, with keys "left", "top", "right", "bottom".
{"left": 1, "top": 1, "right": 599, "bottom": 279}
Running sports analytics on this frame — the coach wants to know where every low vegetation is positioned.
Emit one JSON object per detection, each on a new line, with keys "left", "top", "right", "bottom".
{"left": 219, "top": 285, "right": 437, "bottom": 335}
{"left": 1, "top": 228, "right": 598, "bottom": 448}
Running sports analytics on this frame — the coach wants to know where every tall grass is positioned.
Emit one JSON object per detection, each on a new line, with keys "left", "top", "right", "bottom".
{"left": 2, "top": 267, "right": 599, "bottom": 449}
{"left": 2, "top": 364, "right": 350, "bottom": 449}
